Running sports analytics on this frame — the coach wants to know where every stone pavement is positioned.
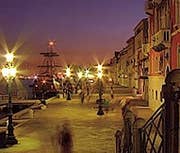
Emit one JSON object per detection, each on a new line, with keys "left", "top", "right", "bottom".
{"left": 0, "top": 97, "right": 123, "bottom": 153}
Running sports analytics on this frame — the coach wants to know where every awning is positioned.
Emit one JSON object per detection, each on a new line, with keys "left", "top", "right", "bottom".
{"left": 152, "top": 43, "right": 167, "bottom": 52}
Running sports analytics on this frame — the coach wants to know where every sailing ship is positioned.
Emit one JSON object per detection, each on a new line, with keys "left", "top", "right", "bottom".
{"left": 32, "top": 40, "right": 61, "bottom": 99}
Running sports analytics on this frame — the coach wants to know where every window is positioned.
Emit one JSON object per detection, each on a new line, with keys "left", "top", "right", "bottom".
{"left": 175, "top": 0, "right": 180, "bottom": 24}
{"left": 152, "top": 89, "right": 154, "bottom": 100}
{"left": 155, "top": 90, "right": 158, "bottom": 100}
{"left": 165, "top": 1, "right": 170, "bottom": 28}
{"left": 155, "top": 8, "right": 159, "bottom": 32}
{"left": 177, "top": 46, "right": 180, "bottom": 68}
{"left": 155, "top": 1, "right": 170, "bottom": 31}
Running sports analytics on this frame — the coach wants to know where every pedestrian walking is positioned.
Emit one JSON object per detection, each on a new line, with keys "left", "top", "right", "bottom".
{"left": 62, "top": 82, "right": 66, "bottom": 98}
{"left": 80, "top": 90, "right": 85, "bottom": 104}
{"left": 55, "top": 122, "right": 73, "bottom": 153}
{"left": 66, "top": 83, "right": 72, "bottom": 100}
{"left": 110, "top": 86, "right": 114, "bottom": 99}
{"left": 86, "top": 83, "right": 90, "bottom": 96}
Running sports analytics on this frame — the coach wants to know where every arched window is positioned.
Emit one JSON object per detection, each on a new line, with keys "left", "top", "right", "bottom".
{"left": 175, "top": 0, "right": 180, "bottom": 25}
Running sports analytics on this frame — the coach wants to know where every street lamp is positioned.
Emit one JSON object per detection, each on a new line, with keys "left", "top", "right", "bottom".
{"left": 77, "top": 71, "right": 83, "bottom": 80}
{"left": 65, "top": 67, "right": 71, "bottom": 78}
{"left": 1, "top": 52, "right": 18, "bottom": 145}
{"left": 65, "top": 67, "right": 71, "bottom": 100}
{"left": 97, "top": 64, "right": 104, "bottom": 116}
{"left": 85, "top": 69, "right": 90, "bottom": 96}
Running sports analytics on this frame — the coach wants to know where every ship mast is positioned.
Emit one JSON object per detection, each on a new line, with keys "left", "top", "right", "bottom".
{"left": 38, "top": 40, "right": 61, "bottom": 78}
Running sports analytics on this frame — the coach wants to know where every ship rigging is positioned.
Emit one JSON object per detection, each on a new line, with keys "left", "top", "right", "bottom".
{"left": 33, "top": 40, "right": 61, "bottom": 99}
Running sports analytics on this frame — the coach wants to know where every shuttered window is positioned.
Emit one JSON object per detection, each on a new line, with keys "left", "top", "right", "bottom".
{"left": 175, "top": 0, "right": 180, "bottom": 24}
{"left": 177, "top": 46, "right": 180, "bottom": 68}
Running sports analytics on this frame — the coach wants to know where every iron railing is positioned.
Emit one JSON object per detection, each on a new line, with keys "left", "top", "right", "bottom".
{"left": 140, "top": 104, "right": 164, "bottom": 153}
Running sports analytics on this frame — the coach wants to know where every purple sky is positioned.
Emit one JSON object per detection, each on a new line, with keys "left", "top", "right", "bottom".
{"left": 0, "top": 0, "right": 146, "bottom": 72}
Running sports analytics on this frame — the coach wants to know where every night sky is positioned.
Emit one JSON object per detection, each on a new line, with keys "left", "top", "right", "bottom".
{"left": 0, "top": 0, "right": 146, "bottom": 73}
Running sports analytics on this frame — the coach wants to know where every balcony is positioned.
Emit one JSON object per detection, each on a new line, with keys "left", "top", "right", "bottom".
{"left": 145, "top": 0, "right": 154, "bottom": 15}
{"left": 152, "top": 29, "right": 171, "bottom": 51}
{"left": 153, "top": 0, "right": 163, "bottom": 5}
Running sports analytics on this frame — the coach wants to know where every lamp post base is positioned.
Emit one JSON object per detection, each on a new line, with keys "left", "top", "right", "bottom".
{"left": 97, "top": 105, "right": 104, "bottom": 116}
{"left": 6, "top": 120, "right": 18, "bottom": 145}
{"left": 6, "top": 135, "right": 18, "bottom": 145}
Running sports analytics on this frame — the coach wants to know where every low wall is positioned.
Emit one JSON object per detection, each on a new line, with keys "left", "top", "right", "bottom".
{"left": 13, "top": 108, "right": 34, "bottom": 120}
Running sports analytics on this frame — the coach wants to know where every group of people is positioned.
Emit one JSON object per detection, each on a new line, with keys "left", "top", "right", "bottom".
{"left": 78, "top": 82, "right": 90, "bottom": 104}
{"left": 61, "top": 80, "right": 91, "bottom": 102}
{"left": 61, "top": 79, "right": 116, "bottom": 104}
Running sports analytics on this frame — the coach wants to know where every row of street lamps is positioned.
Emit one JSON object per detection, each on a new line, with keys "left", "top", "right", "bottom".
{"left": 65, "top": 64, "right": 105, "bottom": 115}
{"left": 65, "top": 65, "right": 103, "bottom": 80}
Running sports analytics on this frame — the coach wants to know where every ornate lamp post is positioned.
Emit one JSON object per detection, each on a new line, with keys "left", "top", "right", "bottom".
{"left": 97, "top": 64, "right": 104, "bottom": 116}
{"left": 85, "top": 69, "right": 90, "bottom": 95}
{"left": 65, "top": 67, "right": 71, "bottom": 100}
{"left": 1, "top": 53, "right": 18, "bottom": 145}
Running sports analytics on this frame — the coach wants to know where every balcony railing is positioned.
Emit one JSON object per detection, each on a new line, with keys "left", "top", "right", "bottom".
{"left": 152, "top": 29, "right": 170, "bottom": 47}
{"left": 145, "top": 0, "right": 163, "bottom": 15}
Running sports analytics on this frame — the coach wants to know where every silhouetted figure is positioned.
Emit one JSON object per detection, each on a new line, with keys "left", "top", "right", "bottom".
{"left": 110, "top": 86, "right": 114, "bottom": 99}
{"left": 86, "top": 84, "right": 90, "bottom": 96}
{"left": 80, "top": 90, "right": 85, "bottom": 104}
{"left": 66, "top": 83, "right": 72, "bottom": 100}
{"left": 57, "top": 123, "right": 73, "bottom": 153}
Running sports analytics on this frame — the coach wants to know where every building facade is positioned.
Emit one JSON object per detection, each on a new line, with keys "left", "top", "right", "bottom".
{"left": 171, "top": 0, "right": 180, "bottom": 69}
{"left": 108, "top": 0, "right": 180, "bottom": 110}
{"left": 118, "top": 48, "right": 128, "bottom": 87}
{"left": 134, "top": 18, "right": 149, "bottom": 101}
{"left": 145, "top": 0, "right": 171, "bottom": 110}
{"left": 126, "top": 37, "right": 135, "bottom": 88}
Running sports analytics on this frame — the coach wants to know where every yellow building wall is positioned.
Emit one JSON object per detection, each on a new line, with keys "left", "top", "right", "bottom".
{"left": 148, "top": 75, "right": 165, "bottom": 110}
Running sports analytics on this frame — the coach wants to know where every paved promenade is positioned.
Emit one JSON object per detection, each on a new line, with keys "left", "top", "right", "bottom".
{"left": 0, "top": 97, "right": 123, "bottom": 153}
